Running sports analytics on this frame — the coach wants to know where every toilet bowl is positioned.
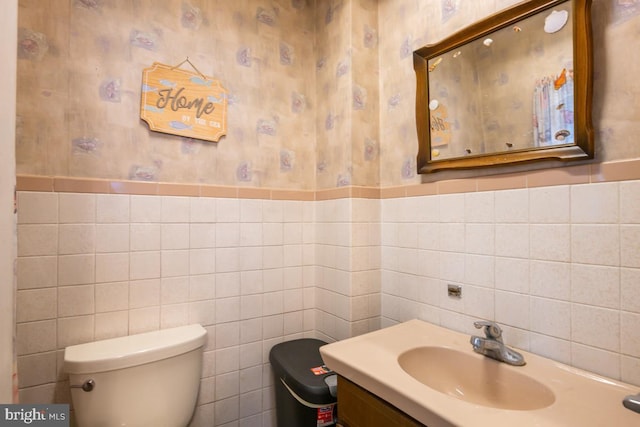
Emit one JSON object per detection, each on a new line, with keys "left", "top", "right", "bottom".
{"left": 63, "top": 324, "right": 207, "bottom": 427}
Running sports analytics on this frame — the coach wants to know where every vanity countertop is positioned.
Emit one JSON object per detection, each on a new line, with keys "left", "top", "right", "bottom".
{"left": 320, "top": 319, "right": 639, "bottom": 427}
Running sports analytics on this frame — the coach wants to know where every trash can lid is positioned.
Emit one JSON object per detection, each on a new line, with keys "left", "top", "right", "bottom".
{"left": 269, "top": 338, "right": 336, "bottom": 405}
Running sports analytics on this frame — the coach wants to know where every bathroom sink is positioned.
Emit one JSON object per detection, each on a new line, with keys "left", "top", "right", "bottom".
{"left": 320, "top": 320, "right": 640, "bottom": 426}
{"left": 398, "top": 346, "right": 555, "bottom": 410}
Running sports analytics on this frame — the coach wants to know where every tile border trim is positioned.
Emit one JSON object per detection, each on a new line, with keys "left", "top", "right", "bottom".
{"left": 16, "top": 159, "right": 640, "bottom": 200}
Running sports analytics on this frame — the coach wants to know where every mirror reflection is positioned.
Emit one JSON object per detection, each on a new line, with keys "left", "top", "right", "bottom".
{"left": 428, "top": 5, "right": 573, "bottom": 159}
{"left": 414, "top": 0, "right": 593, "bottom": 174}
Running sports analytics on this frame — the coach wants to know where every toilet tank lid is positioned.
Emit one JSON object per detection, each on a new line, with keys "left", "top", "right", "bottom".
{"left": 63, "top": 324, "right": 207, "bottom": 374}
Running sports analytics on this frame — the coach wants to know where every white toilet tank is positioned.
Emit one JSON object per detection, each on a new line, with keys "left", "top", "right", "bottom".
{"left": 64, "top": 324, "right": 207, "bottom": 427}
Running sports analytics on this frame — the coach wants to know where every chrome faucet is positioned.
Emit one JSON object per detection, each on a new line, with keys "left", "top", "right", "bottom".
{"left": 470, "top": 320, "right": 526, "bottom": 366}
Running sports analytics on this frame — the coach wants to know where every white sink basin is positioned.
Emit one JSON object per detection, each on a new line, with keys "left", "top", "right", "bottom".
{"left": 320, "top": 319, "right": 640, "bottom": 427}
{"left": 398, "top": 346, "right": 555, "bottom": 410}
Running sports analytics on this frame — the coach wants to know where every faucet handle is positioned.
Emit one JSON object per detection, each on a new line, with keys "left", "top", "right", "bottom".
{"left": 473, "top": 320, "right": 503, "bottom": 341}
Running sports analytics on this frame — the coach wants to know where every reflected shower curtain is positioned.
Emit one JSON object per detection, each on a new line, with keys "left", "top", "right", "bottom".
{"left": 533, "top": 70, "right": 574, "bottom": 146}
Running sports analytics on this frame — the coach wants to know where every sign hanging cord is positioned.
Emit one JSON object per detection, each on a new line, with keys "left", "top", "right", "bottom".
{"left": 171, "top": 57, "right": 206, "bottom": 80}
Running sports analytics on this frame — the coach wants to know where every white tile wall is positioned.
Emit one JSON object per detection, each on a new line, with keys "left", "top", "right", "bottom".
{"left": 571, "top": 183, "right": 618, "bottom": 224}
{"left": 130, "top": 224, "right": 161, "bottom": 251}
{"left": 58, "top": 194, "right": 95, "bottom": 223}
{"left": 571, "top": 264, "right": 619, "bottom": 308}
{"left": 96, "top": 224, "right": 129, "bottom": 253}
{"left": 96, "top": 194, "right": 129, "bottom": 223}
{"left": 129, "top": 251, "right": 160, "bottom": 280}
{"left": 530, "top": 224, "right": 570, "bottom": 262}
{"left": 621, "top": 268, "right": 640, "bottom": 313}
{"left": 621, "top": 225, "right": 640, "bottom": 268}
{"left": 58, "top": 254, "right": 94, "bottom": 286}
{"left": 530, "top": 260, "right": 570, "bottom": 300}
{"left": 314, "top": 198, "right": 381, "bottom": 342}
{"left": 95, "top": 311, "right": 128, "bottom": 340}
{"left": 95, "top": 281, "right": 128, "bottom": 312}
{"left": 15, "top": 180, "right": 640, "bottom": 425}
{"left": 621, "top": 181, "right": 640, "bottom": 222}
{"left": 17, "top": 256, "right": 57, "bottom": 289}
{"left": 380, "top": 180, "right": 640, "bottom": 386}
{"left": 15, "top": 192, "right": 319, "bottom": 427}
{"left": 529, "top": 186, "right": 570, "bottom": 223}
{"left": 495, "top": 189, "right": 528, "bottom": 223}
{"left": 572, "top": 224, "right": 619, "bottom": 266}
{"left": 130, "top": 195, "right": 161, "bottom": 223}
{"left": 16, "top": 288, "right": 56, "bottom": 322}
{"left": 17, "top": 192, "right": 58, "bottom": 224}
{"left": 17, "top": 225, "right": 58, "bottom": 256}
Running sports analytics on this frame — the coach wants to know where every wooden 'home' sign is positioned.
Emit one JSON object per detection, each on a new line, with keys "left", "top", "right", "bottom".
{"left": 140, "top": 61, "right": 228, "bottom": 142}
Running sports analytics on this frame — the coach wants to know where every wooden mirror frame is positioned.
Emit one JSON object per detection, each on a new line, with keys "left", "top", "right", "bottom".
{"left": 414, "top": 0, "right": 593, "bottom": 174}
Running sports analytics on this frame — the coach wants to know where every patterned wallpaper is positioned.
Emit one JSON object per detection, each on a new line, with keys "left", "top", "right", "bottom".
{"left": 315, "top": 0, "right": 380, "bottom": 188}
{"left": 15, "top": 0, "right": 640, "bottom": 189}
{"left": 16, "top": 0, "right": 318, "bottom": 189}
{"left": 377, "top": 0, "right": 640, "bottom": 184}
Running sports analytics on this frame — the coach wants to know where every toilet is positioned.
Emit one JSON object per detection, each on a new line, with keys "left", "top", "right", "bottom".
{"left": 63, "top": 324, "right": 207, "bottom": 427}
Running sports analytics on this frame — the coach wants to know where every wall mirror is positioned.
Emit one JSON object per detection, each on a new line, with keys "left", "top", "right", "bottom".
{"left": 413, "top": 0, "right": 593, "bottom": 174}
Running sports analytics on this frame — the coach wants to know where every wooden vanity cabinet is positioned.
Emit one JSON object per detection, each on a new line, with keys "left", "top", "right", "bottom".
{"left": 336, "top": 376, "right": 425, "bottom": 427}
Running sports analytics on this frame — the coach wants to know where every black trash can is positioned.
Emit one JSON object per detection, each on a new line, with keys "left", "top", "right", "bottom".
{"left": 269, "top": 338, "right": 337, "bottom": 427}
